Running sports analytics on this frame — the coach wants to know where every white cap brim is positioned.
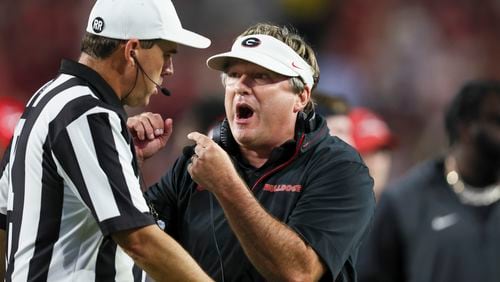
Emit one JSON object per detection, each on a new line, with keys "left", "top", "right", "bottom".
{"left": 206, "top": 34, "right": 314, "bottom": 87}
{"left": 160, "top": 28, "right": 211, "bottom": 49}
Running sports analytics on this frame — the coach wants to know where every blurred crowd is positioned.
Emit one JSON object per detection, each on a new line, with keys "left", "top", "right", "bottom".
{"left": 1, "top": 0, "right": 500, "bottom": 186}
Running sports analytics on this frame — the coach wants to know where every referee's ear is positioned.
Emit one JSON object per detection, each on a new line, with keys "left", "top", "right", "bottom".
{"left": 123, "top": 39, "right": 140, "bottom": 66}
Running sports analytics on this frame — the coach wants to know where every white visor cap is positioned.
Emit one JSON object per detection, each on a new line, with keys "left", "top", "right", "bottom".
{"left": 207, "top": 35, "right": 314, "bottom": 88}
{"left": 86, "top": 0, "right": 210, "bottom": 49}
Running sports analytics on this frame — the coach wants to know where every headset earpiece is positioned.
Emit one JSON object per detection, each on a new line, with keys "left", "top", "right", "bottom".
{"left": 295, "top": 111, "right": 316, "bottom": 138}
{"left": 130, "top": 50, "right": 137, "bottom": 66}
{"left": 212, "top": 118, "right": 237, "bottom": 154}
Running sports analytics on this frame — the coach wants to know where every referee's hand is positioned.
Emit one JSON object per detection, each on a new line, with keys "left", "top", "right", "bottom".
{"left": 127, "top": 112, "right": 173, "bottom": 166}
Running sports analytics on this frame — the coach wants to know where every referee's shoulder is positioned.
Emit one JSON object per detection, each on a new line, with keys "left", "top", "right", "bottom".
{"left": 47, "top": 85, "right": 120, "bottom": 135}
{"left": 65, "top": 82, "right": 118, "bottom": 115}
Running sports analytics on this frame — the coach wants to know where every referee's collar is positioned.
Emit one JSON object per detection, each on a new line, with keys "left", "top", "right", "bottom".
{"left": 59, "top": 59, "right": 125, "bottom": 115}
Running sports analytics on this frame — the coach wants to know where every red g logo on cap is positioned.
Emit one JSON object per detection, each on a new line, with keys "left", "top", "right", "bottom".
{"left": 241, "top": 37, "right": 261, "bottom": 47}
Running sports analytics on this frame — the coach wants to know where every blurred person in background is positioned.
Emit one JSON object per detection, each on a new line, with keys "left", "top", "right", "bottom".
{"left": 0, "top": 0, "right": 213, "bottom": 281}
{"left": 315, "top": 93, "right": 354, "bottom": 145}
{"left": 358, "top": 80, "right": 500, "bottom": 282}
{"left": 316, "top": 94, "right": 396, "bottom": 200}
{"left": 131, "top": 23, "right": 375, "bottom": 281}
{"left": 349, "top": 107, "right": 396, "bottom": 200}
{"left": 0, "top": 97, "right": 24, "bottom": 159}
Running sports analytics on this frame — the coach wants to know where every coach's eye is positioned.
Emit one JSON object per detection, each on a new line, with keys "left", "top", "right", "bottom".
{"left": 227, "top": 72, "right": 241, "bottom": 79}
{"left": 252, "top": 73, "right": 272, "bottom": 85}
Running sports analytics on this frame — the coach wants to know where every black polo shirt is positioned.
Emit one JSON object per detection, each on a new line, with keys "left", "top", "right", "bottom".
{"left": 145, "top": 115, "right": 375, "bottom": 281}
{"left": 358, "top": 158, "right": 500, "bottom": 282}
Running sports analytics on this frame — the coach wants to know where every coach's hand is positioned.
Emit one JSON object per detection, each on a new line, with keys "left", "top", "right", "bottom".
{"left": 187, "top": 132, "right": 242, "bottom": 193}
{"left": 127, "top": 112, "right": 173, "bottom": 166}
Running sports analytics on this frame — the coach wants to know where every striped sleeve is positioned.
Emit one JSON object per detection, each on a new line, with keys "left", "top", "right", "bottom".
{"left": 51, "top": 106, "right": 154, "bottom": 236}
{"left": 0, "top": 142, "right": 12, "bottom": 229}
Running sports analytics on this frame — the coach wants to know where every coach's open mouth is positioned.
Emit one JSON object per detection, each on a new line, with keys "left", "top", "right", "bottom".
{"left": 236, "top": 104, "right": 254, "bottom": 120}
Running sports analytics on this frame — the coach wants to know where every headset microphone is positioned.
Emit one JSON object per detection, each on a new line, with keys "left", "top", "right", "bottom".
{"left": 131, "top": 51, "right": 171, "bottom": 96}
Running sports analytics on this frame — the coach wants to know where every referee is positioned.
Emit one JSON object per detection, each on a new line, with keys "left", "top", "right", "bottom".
{"left": 0, "top": 0, "right": 212, "bottom": 281}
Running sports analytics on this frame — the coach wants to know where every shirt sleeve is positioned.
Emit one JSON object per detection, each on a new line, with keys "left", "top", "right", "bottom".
{"left": 51, "top": 108, "right": 154, "bottom": 236}
{"left": 143, "top": 155, "right": 188, "bottom": 235}
{"left": 357, "top": 189, "right": 405, "bottom": 282}
{"left": 0, "top": 142, "right": 12, "bottom": 229}
{"left": 287, "top": 157, "right": 376, "bottom": 280}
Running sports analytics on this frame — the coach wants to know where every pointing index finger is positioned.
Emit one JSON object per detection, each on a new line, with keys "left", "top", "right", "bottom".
{"left": 187, "top": 132, "right": 210, "bottom": 146}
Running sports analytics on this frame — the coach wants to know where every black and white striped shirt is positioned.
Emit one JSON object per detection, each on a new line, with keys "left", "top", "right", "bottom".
{"left": 0, "top": 60, "right": 155, "bottom": 281}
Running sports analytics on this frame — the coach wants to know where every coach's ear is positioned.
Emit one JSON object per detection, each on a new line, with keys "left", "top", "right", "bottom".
{"left": 293, "top": 86, "right": 311, "bottom": 113}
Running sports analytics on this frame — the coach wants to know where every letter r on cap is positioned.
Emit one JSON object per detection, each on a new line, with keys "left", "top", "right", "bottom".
{"left": 92, "top": 17, "right": 104, "bottom": 33}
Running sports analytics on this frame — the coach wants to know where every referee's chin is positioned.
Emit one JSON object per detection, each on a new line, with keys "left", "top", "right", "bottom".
{"left": 122, "top": 92, "right": 153, "bottom": 107}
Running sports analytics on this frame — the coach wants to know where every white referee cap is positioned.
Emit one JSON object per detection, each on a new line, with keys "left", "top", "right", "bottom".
{"left": 207, "top": 34, "right": 314, "bottom": 88}
{"left": 86, "top": 0, "right": 211, "bottom": 49}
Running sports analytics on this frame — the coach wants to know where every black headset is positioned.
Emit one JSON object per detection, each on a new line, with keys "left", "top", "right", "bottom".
{"left": 211, "top": 118, "right": 238, "bottom": 154}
